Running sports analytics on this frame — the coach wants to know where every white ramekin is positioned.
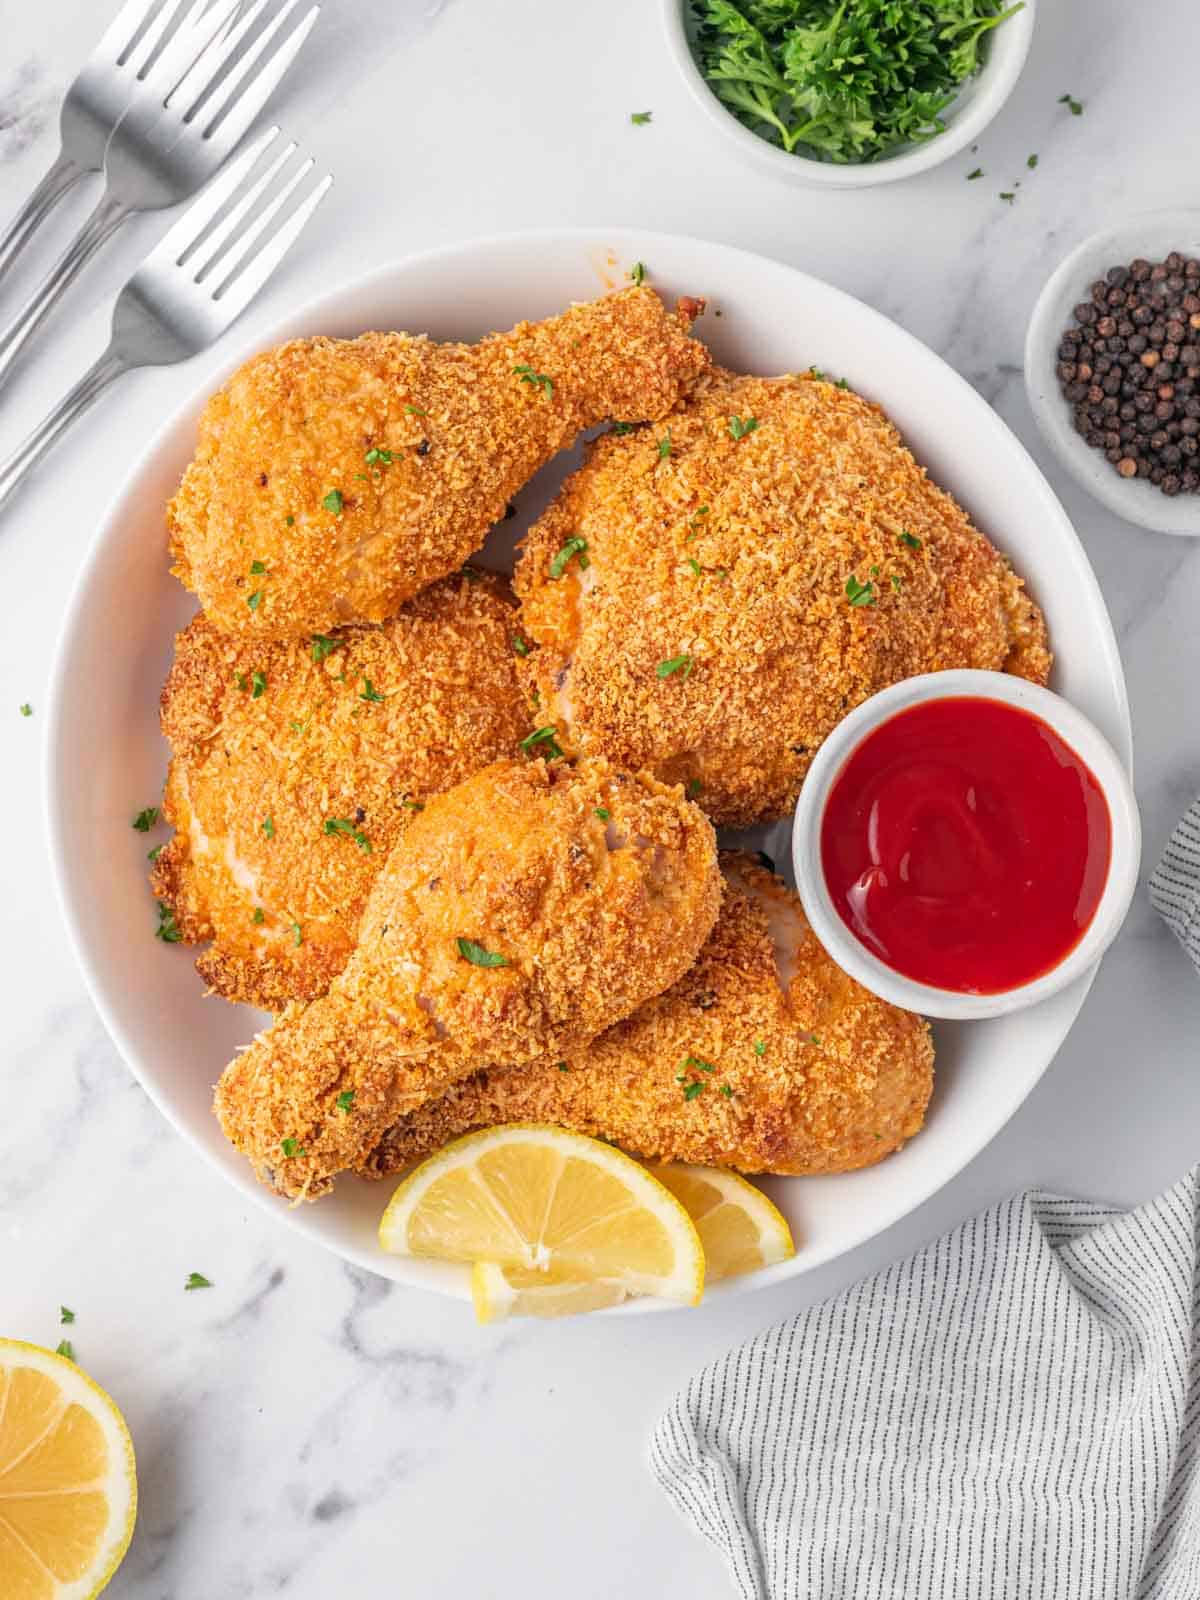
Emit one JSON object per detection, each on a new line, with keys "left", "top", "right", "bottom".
{"left": 661, "top": 0, "right": 1036, "bottom": 190}
{"left": 791, "top": 671, "right": 1140, "bottom": 1020}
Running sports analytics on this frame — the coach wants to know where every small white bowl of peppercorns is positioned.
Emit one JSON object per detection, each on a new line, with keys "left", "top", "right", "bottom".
{"left": 1026, "top": 211, "right": 1200, "bottom": 535}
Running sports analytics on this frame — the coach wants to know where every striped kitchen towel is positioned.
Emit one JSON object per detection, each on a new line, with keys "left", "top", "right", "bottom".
{"left": 1151, "top": 798, "right": 1200, "bottom": 971}
{"left": 651, "top": 1170, "right": 1200, "bottom": 1600}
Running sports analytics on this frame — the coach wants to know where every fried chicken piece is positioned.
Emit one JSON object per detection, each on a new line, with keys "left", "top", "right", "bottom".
{"left": 516, "top": 369, "right": 1051, "bottom": 827}
{"left": 362, "top": 854, "right": 933, "bottom": 1178}
{"left": 214, "top": 757, "right": 721, "bottom": 1199}
{"left": 152, "top": 571, "right": 531, "bottom": 1010}
{"left": 168, "top": 288, "right": 710, "bottom": 638}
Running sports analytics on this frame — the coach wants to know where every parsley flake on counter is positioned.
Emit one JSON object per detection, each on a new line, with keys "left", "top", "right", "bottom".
{"left": 155, "top": 904, "right": 182, "bottom": 943}
{"left": 631, "top": 110, "right": 652, "bottom": 125}
{"left": 1058, "top": 92, "right": 1083, "bottom": 115}
{"left": 280, "top": 1138, "right": 304, "bottom": 1159}
{"left": 310, "top": 633, "right": 337, "bottom": 663}
{"left": 519, "top": 724, "right": 564, "bottom": 759}
{"left": 322, "top": 489, "right": 344, "bottom": 516}
{"left": 55, "top": 1340, "right": 75, "bottom": 1361}
{"left": 60, "top": 1306, "right": 75, "bottom": 1324}
{"left": 325, "top": 817, "right": 373, "bottom": 853}
{"left": 336, "top": 1090, "right": 355, "bottom": 1113}
{"left": 262, "top": 815, "right": 275, "bottom": 838}
{"left": 728, "top": 414, "right": 758, "bottom": 440}
{"left": 457, "top": 938, "right": 510, "bottom": 968}
{"left": 629, "top": 261, "right": 647, "bottom": 286}
{"left": 656, "top": 654, "right": 694, "bottom": 680}
{"left": 1027, "top": 152, "right": 1038, "bottom": 168}
{"left": 999, "top": 191, "right": 1015, "bottom": 203}
{"left": 132, "top": 807, "right": 159, "bottom": 832}
{"left": 845, "top": 575, "right": 876, "bottom": 607}
{"left": 360, "top": 678, "right": 386, "bottom": 703}
{"left": 251, "top": 671, "right": 267, "bottom": 698}
{"left": 899, "top": 531, "right": 923, "bottom": 549}
{"left": 185, "top": 1272, "right": 212, "bottom": 1291}
{"left": 549, "top": 537, "right": 589, "bottom": 578}
{"left": 19, "top": 703, "right": 32, "bottom": 717}
{"left": 513, "top": 364, "right": 553, "bottom": 396}
{"left": 967, "top": 167, "right": 983, "bottom": 179}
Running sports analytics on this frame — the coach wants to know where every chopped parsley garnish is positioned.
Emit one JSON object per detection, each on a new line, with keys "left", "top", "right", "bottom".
{"left": 519, "top": 724, "right": 564, "bottom": 759}
{"left": 686, "top": 505, "right": 710, "bottom": 539}
{"left": 236, "top": 673, "right": 249, "bottom": 692}
{"left": 251, "top": 671, "right": 267, "bottom": 699}
{"left": 246, "top": 590, "right": 263, "bottom": 611}
{"left": 252, "top": 907, "right": 265, "bottom": 923}
{"left": 682, "top": 1081, "right": 705, "bottom": 1101}
{"left": 400, "top": 797, "right": 425, "bottom": 811}
{"left": 845, "top": 575, "right": 876, "bottom": 607}
{"left": 262, "top": 815, "right": 275, "bottom": 838}
{"left": 364, "top": 446, "right": 401, "bottom": 466}
{"left": 405, "top": 404, "right": 427, "bottom": 416}
{"left": 19, "top": 703, "right": 32, "bottom": 717}
{"left": 286, "top": 515, "right": 295, "bottom": 525}
{"left": 728, "top": 414, "right": 758, "bottom": 440}
{"left": 325, "top": 817, "right": 372, "bottom": 853}
{"left": 657, "top": 431, "right": 672, "bottom": 459}
{"left": 557, "top": 1062, "right": 570, "bottom": 1072}
{"left": 754, "top": 1040, "right": 766, "bottom": 1057}
{"left": 629, "top": 261, "right": 647, "bottom": 286}
{"left": 594, "top": 806, "right": 610, "bottom": 821}
{"left": 184, "top": 1272, "right": 212, "bottom": 1291}
{"left": 999, "top": 191, "right": 1015, "bottom": 203}
{"left": 155, "top": 903, "right": 182, "bottom": 943}
{"left": 808, "top": 367, "right": 826, "bottom": 380}
{"left": 336, "top": 1090, "right": 355, "bottom": 1113}
{"left": 55, "top": 1340, "right": 74, "bottom": 1361}
{"left": 549, "top": 537, "right": 589, "bottom": 579}
{"left": 250, "top": 560, "right": 266, "bottom": 575}
{"left": 1026, "top": 152, "right": 1038, "bottom": 168}
{"left": 631, "top": 110, "right": 652, "bottom": 125}
{"left": 148, "top": 844, "right": 163, "bottom": 863}
{"left": 899, "top": 531, "right": 922, "bottom": 550}
{"left": 292, "top": 923, "right": 303, "bottom": 946}
{"left": 322, "top": 489, "right": 344, "bottom": 516}
{"left": 656, "top": 653, "right": 694, "bottom": 680}
{"left": 611, "top": 420, "right": 635, "bottom": 435}
{"left": 132, "top": 807, "right": 159, "bottom": 832}
{"left": 60, "top": 1306, "right": 75, "bottom": 1324}
{"left": 682, "top": 1055, "right": 716, "bottom": 1073}
{"left": 513, "top": 364, "right": 553, "bottom": 396}
{"left": 686, "top": 557, "right": 703, "bottom": 576}
{"left": 459, "top": 566, "right": 482, "bottom": 583}
{"left": 891, "top": 574, "right": 902, "bottom": 592}
{"left": 457, "top": 938, "right": 510, "bottom": 968}
{"left": 360, "top": 678, "right": 386, "bottom": 702}
{"left": 967, "top": 167, "right": 983, "bottom": 179}
{"left": 1059, "top": 92, "right": 1083, "bottom": 115}
{"left": 280, "top": 1138, "right": 304, "bottom": 1159}
{"left": 310, "top": 633, "right": 338, "bottom": 663}
{"left": 686, "top": 777, "right": 703, "bottom": 798}
{"left": 512, "top": 634, "right": 532, "bottom": 657}
{"left": 719, "top": 1084, "right": 734, "bottom": 1098}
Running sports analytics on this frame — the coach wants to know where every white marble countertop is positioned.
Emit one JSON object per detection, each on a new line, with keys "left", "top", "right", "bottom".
{"left": 4, "top": 1, "right": 1200, "bottom": 1594}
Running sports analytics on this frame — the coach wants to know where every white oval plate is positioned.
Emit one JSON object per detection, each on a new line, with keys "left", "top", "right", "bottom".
{"left": 46, "top": 229, "right": 1131, "bottom": 1309}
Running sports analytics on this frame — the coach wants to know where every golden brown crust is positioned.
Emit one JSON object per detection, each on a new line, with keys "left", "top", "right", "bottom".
{"left": 168, "top": 289, "right": 710, "bottom": 637}
{"left": 213, "top": 757, "right": 722, "bottom": 1198}
{"left": 515, "top": 369, "right": 1051, "bottom": 828}
{"left": 363, "top": 853, "right": 934, "bottom": 1179}
{"left": 152, "top": 571, "right": 531, "bottom": 1009}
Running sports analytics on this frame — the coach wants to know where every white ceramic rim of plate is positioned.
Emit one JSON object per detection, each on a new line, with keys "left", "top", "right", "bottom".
{"left": 791, "top": 670, "right": 1141, "bottom": 1021}
{"left": 660, "top": 0, "right": 1036, "bottom": 189}
{"left": 1024, "top": 208, "right": 1200, "bottom": 535}
{"left": 43, "top": 225, "right": 1130, "bottom": 1310}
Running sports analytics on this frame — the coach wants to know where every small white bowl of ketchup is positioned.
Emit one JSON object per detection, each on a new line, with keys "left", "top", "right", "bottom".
{"left": 792, "top": 671, "right": 1141, "bottom": 1021}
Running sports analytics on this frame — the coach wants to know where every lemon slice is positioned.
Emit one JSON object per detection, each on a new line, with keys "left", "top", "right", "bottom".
{"left": 647, "top": 1164, "right": 795, "bottom": 1281}
{"left": 0, "top": 1340, "right": 137, "bottom": 1600}
{"left": 378, "top": 1124, "right": 704, "bottom": 1305}
{"left": 471, "top": 1263, "right": 629, "bottom": 1323}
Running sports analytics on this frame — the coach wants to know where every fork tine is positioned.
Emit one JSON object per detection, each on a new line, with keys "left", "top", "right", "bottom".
{"left": 211, "top": 171, "right": 332, "bottom": 324}
{"left": 165, "top": 0, "right": 272, "bottom": 118}
{"left": 198, "top": 4, "right": 319, "bottom": 155}
{"left": 138, "top": 0, "right": 241, "bottom": 97}
{"left": 192, "top": 0, "right": 303, "bottom": 129}
{"left": 94, "top": 0, "right": 172, "bottom": 71}
{"left": 204, "top": 152, "right": 313, "bottom": 286}
{"left": 141, "top": 127, "right": 281, "bottom": 267}
{"left": 122, "top": 0, "right": 189, "bottom": 80}
{"left": 183, "top": 138, "right": 297, "bottom": 276}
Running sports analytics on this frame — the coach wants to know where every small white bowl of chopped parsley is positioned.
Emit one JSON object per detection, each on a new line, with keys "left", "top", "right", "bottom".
{"left": 664, "top": 0, "right": 1036, "bottom": 187}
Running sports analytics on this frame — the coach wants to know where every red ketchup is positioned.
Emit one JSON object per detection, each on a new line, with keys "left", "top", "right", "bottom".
{"left": 820, "top": 697, "right": 1112, "bottom": 995}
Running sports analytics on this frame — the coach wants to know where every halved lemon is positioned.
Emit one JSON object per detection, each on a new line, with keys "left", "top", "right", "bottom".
{"left": 647, "top": 1164, "right": 795, "bottom": 1281}
{"left": 0, "top": 1340, "right": 137, "bottom": 1600}
{"left": 378, "top": 1124, "right": 705, "bottom": 1307}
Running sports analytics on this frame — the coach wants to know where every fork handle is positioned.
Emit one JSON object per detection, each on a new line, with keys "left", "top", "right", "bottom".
{"left": 0, "top": 151, "right": 90, "bottom": 290}
{"left": 0, "top": 346, "right": 128, "bottom": 510}
{"left": 0, "top": 194, "right": 130, "bottom": 394}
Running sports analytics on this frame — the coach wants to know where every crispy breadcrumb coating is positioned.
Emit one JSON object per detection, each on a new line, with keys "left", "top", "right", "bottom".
{"left": 168, "top": 288, "right": 710, "bottom": 638}
{"left": 152, "top": 571, "right": 530, "bottom": 1010}
{"left": 213, "top": 757, "right": 721, "bottom": 1199}
{"left": 362, "top": 854, "right": 933, "bottom": 1178}
{"left": 515, "top": 369, "right": 1051, "bottom": 827}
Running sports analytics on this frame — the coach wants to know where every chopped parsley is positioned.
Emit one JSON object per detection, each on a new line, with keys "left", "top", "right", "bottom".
{"left": 519, "top": 724, "right": 563, "bottom": 759}
{"left": 656, "top": 654, "right": 694, "bottom": 680}
{"left": 59, "top": 1306, "right": 75, "bottom": 1324}
{"left": 400, "top": 797, "right": 425, "bottom": 811}
{"left": 251, "top": 671, "right": 267, "bottom": 699}
{"left": 967, "top": 167, "right": 983, "bottom": 179}
{"left": 719, "top": 1083, "right": 734, "bottom": 1098}
{"left": 845, "top": 575, "right": 876, "bottom": 608}
{"left": 611, "top": 420, "right": 635, "bottom": 435}
{"left": 252, "top": 907, "right": 265, "bottom": 924}
{"left": 1026, "top": 152, "right": 1038, "bottom": 168}
{"left": 594, "top": 806, "right": 610, "bottom": 821}
{"left": 754, "top": 1040, "right": 766, "bottom": 1057}
{"left": 286, "top": 515, "right": 295, "bottom": 525}
{"left": 262, "top": 815, "right": 275, "bottom": 838}
{"left": 628, "top": 261, "right": 646, "bottom": 286}
{"left": 132, "top": 807, "right": 159, "bottom": 832}
{"left": 184, "top": 1272, "right": 212, "bottom": 1291}
{"left": 336, "top": 1090, "right": 355, "bottom": 1113}
{"left": 250, "top": 560, "right": 266, "bottom": 575}
{"left": 682, "top": 1081, "right": 705, "bottom": 1101}
{"left": 292, "top": 923, "right": 303, "bottom": 946}
{"left": 899, "top": 531, "right": 923, "bottom": 550}
{"left": 405, "top": 404, "right": 427, "bottom": 416}
{"left": 557, "top": 1062, "right": 570, "bottom": 1072}
{"left": 365, "top": 446, "right": 402, "bottom": 466}
{"left": 686, "top": 777, "right": 703, "bottom": 798}
{"left": 457, "top": 938, "right": 509, "bottom": 968}
{"left": 322, "top": 489, "right": 344, "bottom": 516}
{"left": 325, "top": 817, "right": 372, "bottom": 853}
{"left": 360, "top": 678, "right": 386, "bottom": 702}
{"left": 513, "top": 364, "right": 553, "bottom": 396}
{"left": 246, "top": 590, "right": 263, "bottom": 611}
{"left": 630, "top": 110, "right": 652, "bottom": 125}
{"left": 682, "top": 1055, "right": 716, "bottom": 1073}
{"left": 1059, "top": 92, "right": 1083, "bottom": 115}
{"left": 549, "top": 537, "right": 589, "bottom": 579}
{"left": 236, "top": 673, "right": 249, "bottom": 692}
{"left": 728, "top": 414, "right": 758, "bottom": 440}
{"left": 999, "top": 191, "right": 1015, "bottom": 203}
{"left": 686, "top": 557, "right": 703, "bottom": 576}
{"left": 55, "top": 1340, "right": 74, "bottom": 1361}
{"left": 148, "top": 844, "right": 164, "bottom": 863}
{"left": 311, "top": 633, "right": 338, "bottom": 663}
{"left": 657, "top": 431, "right": 672, "bottom": 459}
{"left": 19, "top": 703, "right": 32, "bottom": 717}
{"left": 155, "top": 903, "right": 182, "bottom": 943}
{"left": 512, "top": 634, "right": 532, "bottom": 657}
{"left": 280, "top": 1138, "right": 304, "bottom": 1159}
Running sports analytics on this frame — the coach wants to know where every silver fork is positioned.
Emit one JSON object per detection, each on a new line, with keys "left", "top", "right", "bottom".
{"left": 0, "top": 127, "right": 332, "bottom": 509}
{"left": 0, "top": 0, "right": 238, "bottom": 286}
{"left": 0, "top": 0, "right": 319, "bottom": 393}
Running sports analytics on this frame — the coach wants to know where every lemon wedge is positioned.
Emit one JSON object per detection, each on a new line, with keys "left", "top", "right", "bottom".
{"left": 378, "top": 1124, "right": 704, "bottom": 1306}
{"left": 647, "top": 1163, "right": 795, "bottom": 1281}
{"left": 470, "top": 1263, "right": 629, "bottom": 1323}
{"left": 0, "top": 1340, "right": 137, "bottom": 1600}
